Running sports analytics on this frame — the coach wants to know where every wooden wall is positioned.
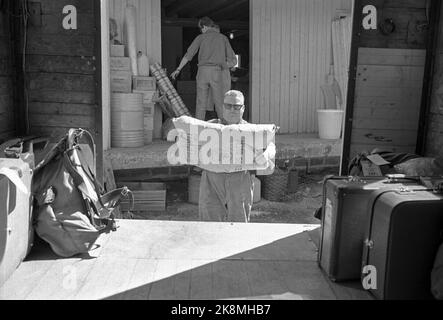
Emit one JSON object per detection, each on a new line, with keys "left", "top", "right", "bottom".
{"left": 250, "top": 0, "right": 353, "bottom": 134}
{"left": 359, "top": 0, "right": 430, "bottom": 49}
{"left": 109, "top": 0, "right": 162, "bottom": 65}
{"left": 426, "top": 1, "right": 443, "bottom": 157}
{"left": 25, "top": 0, "right": 99, "bottom": 142}
{"left": 0, "top": 4, "right": 15, "bottom": 142}
{"left": 347, "top": 0, "right": 430, "bottom": 159}
{"left": 350, "top": 48, "right": 425, "bottom": 156}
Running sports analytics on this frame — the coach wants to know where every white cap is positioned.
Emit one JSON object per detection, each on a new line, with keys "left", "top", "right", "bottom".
{"left": 224, "top": 90, "right": 245, "bottom": 105}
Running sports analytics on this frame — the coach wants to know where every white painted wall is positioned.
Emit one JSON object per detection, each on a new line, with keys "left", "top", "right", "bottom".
{"left": 251, "top": 0, "right": 353, "bottom": 133}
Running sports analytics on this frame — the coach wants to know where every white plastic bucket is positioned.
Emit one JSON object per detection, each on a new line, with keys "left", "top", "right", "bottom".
{"left": 317, "top": 109, "right": 344, "bottom": 140}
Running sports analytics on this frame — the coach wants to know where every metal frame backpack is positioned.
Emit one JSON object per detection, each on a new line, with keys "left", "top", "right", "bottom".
{"left": 32, "top": 129, "right": 133, "bottom": 257}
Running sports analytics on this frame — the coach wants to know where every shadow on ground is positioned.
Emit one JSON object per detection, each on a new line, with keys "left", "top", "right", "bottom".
{"left": 129, "top": 169, "right": 337, "bottom": 224}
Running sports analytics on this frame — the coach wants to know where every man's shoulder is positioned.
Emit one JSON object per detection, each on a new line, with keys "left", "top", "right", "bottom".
{"left": 204, "top": 31, "right": 227, "bottom": 40}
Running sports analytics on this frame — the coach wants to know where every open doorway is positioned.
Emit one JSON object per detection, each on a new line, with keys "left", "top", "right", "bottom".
{"left": 102, "top": 0, "right": 355, "bottom": 223}
{"left": 160, "top": 0, "right": 251, "bottom": 121}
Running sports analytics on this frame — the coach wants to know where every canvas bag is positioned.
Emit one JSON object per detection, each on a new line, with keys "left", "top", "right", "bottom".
{"left": 32, "top": 129, "right": 133, "bottom": 257}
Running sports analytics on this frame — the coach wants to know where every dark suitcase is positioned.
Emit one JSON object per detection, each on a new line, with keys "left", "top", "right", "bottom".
{"left": 362, "top": 187, "right": 443, "bottom": 300}
{"left": 318, "top": 175, "right": 425, "bottom": 282}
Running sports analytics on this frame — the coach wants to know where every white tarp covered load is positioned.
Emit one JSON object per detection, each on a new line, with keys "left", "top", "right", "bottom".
{"left": 168, "top": 116, "right": 277, "bottom": 173}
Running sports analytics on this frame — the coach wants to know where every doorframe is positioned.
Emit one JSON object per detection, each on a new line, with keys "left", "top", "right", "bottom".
{"left": 415, "top": 0, "right": 442, "bottom": 156}
{"left": 340, "top": 0, "right": 363, "bottom": 175}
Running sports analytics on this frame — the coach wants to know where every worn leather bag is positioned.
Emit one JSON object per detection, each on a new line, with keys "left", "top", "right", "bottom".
{"left": 32, "top": 129, "right": 133, "bottom": 257}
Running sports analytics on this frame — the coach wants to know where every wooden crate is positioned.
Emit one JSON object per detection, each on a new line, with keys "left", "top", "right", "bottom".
{"left": 111, "top": 70, "right": 132, "bottom": 93}
{"left": 111, "top": 44, "right": 125, "bottom": 57}
{"left": 133, "top": 76, "right": 156, "bottom": 91}
{"left": 144, "top": 103, "right": 154, "bottom": 131}
{"left": 118, "top": 182, "right": 166, "bottom": 212}
{"left": 133, "top": 90, "right": 157, "bottom": 103}
{"left": 110, "top": 57, "right": 130, "bottom": 71}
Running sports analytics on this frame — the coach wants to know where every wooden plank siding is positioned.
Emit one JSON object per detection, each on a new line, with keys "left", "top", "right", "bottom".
{"left": 24, "top": 0, "right": 99, "bottom": 143}
{"left": 0, "top": 4, "right": 15, "bottom": 143}
{"left": 349, "top": 48, "right": 426, "bottom": 157}
{"left": 340, "top": 0, "right": 432, "bottom": 171}
{"left": 251, "top": 0, "right": 353, "bottom": 134}
{"left": 109, "top": 0, "right": 162, "bottom": 66}
{"left": 359, "top": 0, "right": 429, "bottom": 49}
{"left": 426, "top": 1, "right": 443, "bottom": 157}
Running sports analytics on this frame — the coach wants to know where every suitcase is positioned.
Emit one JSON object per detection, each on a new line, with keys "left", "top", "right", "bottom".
{"left": 362, "top": 187, "right": 443, "bottom": 300}
{"left": 0, "top": 158, "right": 33, "bottom": 287}
{"left": 0, "top": 137, "right": 47, "bottom": 287}
{"left": 318, "top": 175, "right": 425, "bottom": 282}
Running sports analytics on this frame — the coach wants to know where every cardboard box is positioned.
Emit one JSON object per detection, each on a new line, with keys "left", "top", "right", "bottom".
{"left": 144, "top": 130, "right": 153, "bottom": 144}
{"left": 153, "top": 103, "right": 163, "bottom": 139}
{"left": 111, "top": 44, "right": 125, "bottom": 57}
{"left": 110, "top": 57, "right": 130, "bottom": 71}
{"left": 133, "top": 76, "right": 156, "bottom": 91}
{"left": 133, "top": 90, "right": 157, "bottom": 103}
{"left": 118, "top": 182, "right": 166, "bottom": 212}
{"left": 144, "top": 103, "right": 154, "bottom": 131}
{"left": 143, "top": 102, "right": 154, "bottom": 116}
{"left": 111, "top": 70, "right": 132, "bottom": 93}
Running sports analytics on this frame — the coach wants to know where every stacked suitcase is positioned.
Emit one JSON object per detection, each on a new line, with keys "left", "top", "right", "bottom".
{"left": 318, "top": 175, "right": 443, "bottom": 300}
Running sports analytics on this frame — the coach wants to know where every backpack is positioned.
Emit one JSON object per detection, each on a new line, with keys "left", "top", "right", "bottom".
{"left": 32, "top": 128, "right": 133, "bottom": 257}
{"left": 348, "top": 149, "right": 421, "bottom": 176}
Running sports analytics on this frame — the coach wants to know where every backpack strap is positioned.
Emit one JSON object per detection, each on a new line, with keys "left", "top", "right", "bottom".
{"left": 63, "top": 129, "right": 134, "bottom": 223}
{"left": 101, "top": 187, "right": 134, "bottom": 213}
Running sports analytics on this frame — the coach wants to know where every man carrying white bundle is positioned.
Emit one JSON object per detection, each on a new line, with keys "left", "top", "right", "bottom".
{"left": 198, "top": 90, "right": 274, "bottom": 223}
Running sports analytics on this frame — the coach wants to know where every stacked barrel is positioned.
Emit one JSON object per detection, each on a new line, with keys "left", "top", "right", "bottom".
{"left": 150, "top": 63, "right": 191, "bottom": 117}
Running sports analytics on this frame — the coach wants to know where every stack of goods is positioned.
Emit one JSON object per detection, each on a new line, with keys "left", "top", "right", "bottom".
{"left": 150, "top": 63, "right": 191, "bottom": 117}
{"left": 110, "top": 56, "right": 132, "bottom": 93}
{"left": 133, "top": 75, "right": 157, "bottom": 144}
{"left": 110, "top": 40, "right": 144, "bottom": 148}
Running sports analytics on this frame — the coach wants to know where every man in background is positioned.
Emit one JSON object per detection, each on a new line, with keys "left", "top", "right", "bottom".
{"left": 171, "top": 17, "right": 237, "bottom": 120}
{"left": 206, "top": 24, "right": 237, "bottom": 118}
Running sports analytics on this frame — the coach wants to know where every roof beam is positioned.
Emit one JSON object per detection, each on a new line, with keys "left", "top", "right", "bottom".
{"left": 210, "top": 0, "right": 249, "bottom": 21}
{"left": 166, "top": 0, "right": 202, "bottom": 16}
{"left": 191, "top": 0, "right": 232, "bottom": 18}
{"left": 162, "top": 0, "right": 178, "bottom": 8}
{"left": 162, "top": 18, "right": 248, "bottom": 30}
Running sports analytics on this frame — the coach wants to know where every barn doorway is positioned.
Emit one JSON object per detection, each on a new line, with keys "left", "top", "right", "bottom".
{"left": 160, "top": 0, "right": 251, "bottom": 121}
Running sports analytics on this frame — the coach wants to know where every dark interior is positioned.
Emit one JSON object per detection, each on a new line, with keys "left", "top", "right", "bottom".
{"left": 161, "top": 0, "right": 250, "bottom": 120}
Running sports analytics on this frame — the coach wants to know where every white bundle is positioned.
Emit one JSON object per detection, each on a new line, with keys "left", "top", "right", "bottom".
{"left": 169, "top": 116, "right": 277, "bottom": 173}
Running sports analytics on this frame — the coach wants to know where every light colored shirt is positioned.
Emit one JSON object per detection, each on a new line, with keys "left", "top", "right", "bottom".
{"left": 184, "top": 29, "right": 237, "bottom": 68}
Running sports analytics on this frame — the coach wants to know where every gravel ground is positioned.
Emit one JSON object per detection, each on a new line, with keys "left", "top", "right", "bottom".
{"left": 127, "top": 169, "right": 337, "bottom": 224}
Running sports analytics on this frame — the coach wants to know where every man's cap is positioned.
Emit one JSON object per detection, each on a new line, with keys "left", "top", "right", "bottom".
{"left": 224, "top": 90, "right": 245, "bottom": 105}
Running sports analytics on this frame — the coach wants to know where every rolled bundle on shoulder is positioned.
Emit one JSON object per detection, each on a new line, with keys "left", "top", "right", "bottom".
{"left": 168, "top": 116, "right": 277, "bottom": 173}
